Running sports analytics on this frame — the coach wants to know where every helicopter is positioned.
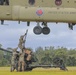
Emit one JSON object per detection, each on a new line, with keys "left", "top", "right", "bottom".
{"left": 0, "top": 0, "right": 76, "bottom": 35}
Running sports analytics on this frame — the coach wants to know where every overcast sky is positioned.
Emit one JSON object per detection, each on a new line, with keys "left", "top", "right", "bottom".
{"left": 0, "top": 21, "right": 76, "bottom": 50}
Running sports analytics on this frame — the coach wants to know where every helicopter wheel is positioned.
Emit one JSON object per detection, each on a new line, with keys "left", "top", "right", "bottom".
{"left": 42, "top": 27, "right": 50, "bottom": 35}
{"left": 33, "top": 26, "right": 42, "bottom": 35}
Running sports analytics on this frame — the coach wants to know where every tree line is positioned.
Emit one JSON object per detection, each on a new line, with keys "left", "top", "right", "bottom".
{"left": 34, "top": 46, "right": 76, "bottom": 66}
{"left": 0, "top": 45, "right": 76, "bottom": 66}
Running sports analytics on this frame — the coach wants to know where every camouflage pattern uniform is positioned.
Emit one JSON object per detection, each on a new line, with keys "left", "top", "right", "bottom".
{"left": 18, "top": 34, "right": 26, "bottom": 51}
{"left": 18, "top": 49, "right": 26, "bottom": 71}
{"left": 18, "top": 31, "right": 28, "bottom": 71}
{"left": 11, "top": 47, "right": 18, "bottom": 72}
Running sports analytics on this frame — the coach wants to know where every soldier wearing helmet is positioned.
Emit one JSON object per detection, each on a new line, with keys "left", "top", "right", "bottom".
{"left": 18, "top": 33, "right": 26, "bottom": 51}
{"left": 11, "top": 47, "right": 19, "bottom": 72}
{"left": 18, "top": 48, "right": 26, "bottom": 71}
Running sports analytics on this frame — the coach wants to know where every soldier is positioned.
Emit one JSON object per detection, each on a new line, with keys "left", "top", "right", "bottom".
{"left": 18, "top": 48, "right": 26, "bottom": 71}
{"left": 18, "top": 29, "right": 28, "bottom": 52}
{"left": 18, "top": 30, "right": 28, "bottom": 71}
{"left": 11, "top": 47, "right": 19, "bottom": 72}
{"left": 18, "top": 33, "right": 26, "bottom": 52}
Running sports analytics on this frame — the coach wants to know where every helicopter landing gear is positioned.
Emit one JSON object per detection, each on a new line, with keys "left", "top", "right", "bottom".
{"left": 68, "top": 23, "right": 75, "bottom": 30}
{"left": 42, "top": 22, "right": 50, "bottom": 35}
{"left": 33, "top": 22, "right": 42, "bottom": 35}
{"left": 42, "top": 26, "right": 50, "bottom": 35}
{"left": 33, "top": 22, "right": 50, "bottom": 35}
{"left": 33, "top": 26, "right": 42, "bottom": 35}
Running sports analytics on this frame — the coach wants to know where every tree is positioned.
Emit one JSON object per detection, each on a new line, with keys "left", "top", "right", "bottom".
{"left": 54, "top": 47, "right": 68, "bottom": 62}
{"left": 41, "top": 54, "right": 52, "bottom": 65}
{"left": 35, "top": 47, "right": 45, "bottom": 64}
{"left": 67, "top": 56, "right": 76, "bottom": 66}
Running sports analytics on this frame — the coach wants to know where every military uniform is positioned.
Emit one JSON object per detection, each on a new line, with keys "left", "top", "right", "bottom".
{"left": 11, "top": 47, "right": 18, "bottom": 72}
{"left": 18, "top": 50, "right": 25, "bottom": 71}
{"left": 18, "top": 31, "right": 28, "bottom": 71}
{"left": 18, "top": 34, "right": 26, "bottom": 50}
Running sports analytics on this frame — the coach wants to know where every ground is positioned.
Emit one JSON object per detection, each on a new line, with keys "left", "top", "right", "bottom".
{"left": 0, "top": 67, "right": 76, "bottom": 75}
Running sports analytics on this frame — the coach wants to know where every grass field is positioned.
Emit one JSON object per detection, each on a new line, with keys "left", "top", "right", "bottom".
{"left": 0, "top": 67, "right": 76, "bottom": 75}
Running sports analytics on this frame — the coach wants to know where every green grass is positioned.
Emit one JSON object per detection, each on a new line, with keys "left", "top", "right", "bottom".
{"left": 0, "top": 67, "right": 76, "bottom": 75}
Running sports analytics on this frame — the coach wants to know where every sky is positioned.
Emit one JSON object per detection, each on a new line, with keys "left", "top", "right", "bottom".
{"left": 0, "top": 21, "right": 76, "bottom": 51}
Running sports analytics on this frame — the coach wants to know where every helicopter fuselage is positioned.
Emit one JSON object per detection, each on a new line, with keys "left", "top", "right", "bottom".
{"left": 0, "top": 0, "right": 76, "bottom": 35}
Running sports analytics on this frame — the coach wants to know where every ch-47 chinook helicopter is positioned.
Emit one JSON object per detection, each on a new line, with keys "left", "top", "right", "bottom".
{"left": 0, "top": 0, "right": 76, "bottom": 35}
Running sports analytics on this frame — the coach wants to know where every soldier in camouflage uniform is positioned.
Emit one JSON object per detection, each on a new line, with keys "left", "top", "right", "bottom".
{"left": 18, "top": 33, "right": 26, "bottom": 51}
{"left": 11, "top": 47, "right": 19, "bottom": 72}
{"left": 18, "top": 48, "right": 26, "bottom": 71}
{"left": 18, "top": 34, "right": 26, "bottom": 71}
{"left": 18, "top": 30, "right": 28, "bottom": 71}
